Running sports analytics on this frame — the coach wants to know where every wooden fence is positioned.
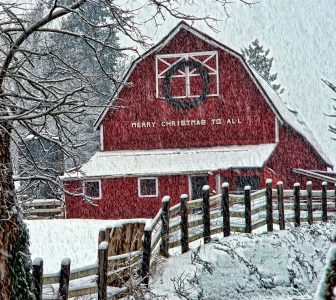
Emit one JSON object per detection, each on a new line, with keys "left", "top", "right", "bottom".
{"left": 20, "top": 198, "right": 64, "bottom": 219}
{"left": 33, "top": 180, "right": 336, "bottom": 299}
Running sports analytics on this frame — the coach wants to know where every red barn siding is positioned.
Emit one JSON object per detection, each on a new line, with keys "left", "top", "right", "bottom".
{"left": 102, "top": 28, "right": 276, "bottom": 151}
{"left": 266, "top": 125, "right": 328, "bottom": 188}
{"left": 66, "top": 175, "right": 189, "bottom": 219}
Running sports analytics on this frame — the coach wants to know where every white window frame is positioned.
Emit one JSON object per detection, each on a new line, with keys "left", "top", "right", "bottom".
{"left": 156, "top": 51, "right": 219, "bottom": 99}
{"left": 83, "top": 180, "right": 102, "bottom": 200}
{"left": 138, "top": 177, "right": 158, "bottom": 198}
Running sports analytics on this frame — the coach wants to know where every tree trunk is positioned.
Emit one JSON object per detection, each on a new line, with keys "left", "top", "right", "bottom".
{"left": 0, "top": 123, "right": 33, "bottom": 300}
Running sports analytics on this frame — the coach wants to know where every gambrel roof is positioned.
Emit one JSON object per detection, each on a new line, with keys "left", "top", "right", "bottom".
{"left": 94, "top": 21, "right": 332, "bottom": 168}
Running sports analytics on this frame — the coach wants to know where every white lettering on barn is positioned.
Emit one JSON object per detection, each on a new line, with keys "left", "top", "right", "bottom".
{"left": 131, "top": 122, "right": 156, "bottom": 128}
{"left": 131, "top": 118, "right": 241, "bottom": 128}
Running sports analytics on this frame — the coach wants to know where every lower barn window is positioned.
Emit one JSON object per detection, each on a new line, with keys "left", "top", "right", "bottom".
{"left": 84, "top": 181, "right": 101, "bottom": 199}
{"left": 235, "top": 175, "right": 260, "bottom": 192}
{"left": 138, "top": 178, "right": 158, "bottom": 197}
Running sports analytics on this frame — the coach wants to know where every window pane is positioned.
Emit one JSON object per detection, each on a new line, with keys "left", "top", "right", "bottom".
{"left": 235, "top": 176, "right": 260, "bottom": 191}
{"left": 191, "top": 175, "right": 208, "bottom": 200}
{"left": 85, "top": 181, "right": 100, "bottom": 198}
{"left": 140, "top": 179, "right": 157, "bottom": 196}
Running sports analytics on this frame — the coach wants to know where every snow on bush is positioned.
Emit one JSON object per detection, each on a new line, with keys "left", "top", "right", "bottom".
{"left": 316, "top": 245, "right": 336, "bottom": 299}
{"left": 151, "top": 223, "right": 336, "bottom": 300}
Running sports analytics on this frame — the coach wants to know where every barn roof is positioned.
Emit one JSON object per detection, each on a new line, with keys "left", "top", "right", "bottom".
{"left": 94, "top": 21, "right": 332, "bottom": 168}
{"left": 61, "top": 144, "right": 277, "bottom": 180}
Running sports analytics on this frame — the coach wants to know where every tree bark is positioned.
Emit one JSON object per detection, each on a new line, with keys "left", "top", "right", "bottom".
{"left": 0, "top": 123, "right": 33, "bottom": 300}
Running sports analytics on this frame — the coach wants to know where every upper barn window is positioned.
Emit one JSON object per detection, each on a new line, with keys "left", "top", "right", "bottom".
{"left": 84, "top": 180, "right": 101, "bottom": 199}
{"left": 156, "top": 51, "right": 219, "bottom": 101}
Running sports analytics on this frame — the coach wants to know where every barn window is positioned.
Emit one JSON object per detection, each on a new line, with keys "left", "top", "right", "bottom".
{"left": 84, "top": 180, "right": 101, "bottom": 199}
{"left": 235, "top": 176, "right": 260, "bottom": 192}
{"left": 156, "top": 51, "right": 219, "bottom": 99}
{"left": 190, "top": 175, "right": 208, "bottom": 200}
{"left": 138, "top": 177, "right": 158, "bottom": 197}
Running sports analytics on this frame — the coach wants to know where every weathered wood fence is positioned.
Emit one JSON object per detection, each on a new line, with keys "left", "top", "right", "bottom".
{"left": 20, "top": 198, "right": 64, "bottom": 219}
{"left": 33, "top": 180, "right": 336, "bottom": 299}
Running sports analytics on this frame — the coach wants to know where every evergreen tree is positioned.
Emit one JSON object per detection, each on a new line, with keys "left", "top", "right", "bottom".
{"left": 242, "top": 39, "right": 284, "bottom": 94}
{"left": 50, "top": 2, "right": 124, "bottom": 166}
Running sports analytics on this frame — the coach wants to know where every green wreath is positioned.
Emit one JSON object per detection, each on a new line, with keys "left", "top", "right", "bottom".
{"left": 163, "top": 60, "right": 210, "bottom": 109}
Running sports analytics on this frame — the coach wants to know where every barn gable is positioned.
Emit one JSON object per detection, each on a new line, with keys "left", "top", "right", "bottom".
{"left": 94, "top": 21, "right": 332, "bottom": 168}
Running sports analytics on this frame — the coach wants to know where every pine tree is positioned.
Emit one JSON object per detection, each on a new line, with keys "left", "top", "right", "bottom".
{"left": 242, "top": 39, "right": 284, "bottom": 94}
{"left": 50, "top": 2, "right": 124, "bottom": 166}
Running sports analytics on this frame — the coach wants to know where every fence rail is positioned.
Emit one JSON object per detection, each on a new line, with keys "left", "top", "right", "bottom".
{"left": 20, "top": 198, "right": 64, "bottom": 219}
{"left": 33, "top": 180, "right": 336, "bottom": 299}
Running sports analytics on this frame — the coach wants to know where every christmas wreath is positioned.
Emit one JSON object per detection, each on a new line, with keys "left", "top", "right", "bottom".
{"left": 163, "top": 60, "right": 210, "bottom": 109}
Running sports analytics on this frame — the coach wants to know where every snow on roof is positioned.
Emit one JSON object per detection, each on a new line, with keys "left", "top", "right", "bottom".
{"left": 61, "top": 144, "right": 277, "bottom": 180}
{"left": 250, "top": 69, "right": 333, "bottom": 167}
{"left": 93, "top": 22, "right": 332, "bottom": 167}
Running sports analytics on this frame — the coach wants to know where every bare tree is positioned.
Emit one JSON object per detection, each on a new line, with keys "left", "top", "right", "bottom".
{"left": 322, "top": 79, "right": 336, "bottom": 140}
{"left": 0, "top": 0, "right": 253, "bottom": 298}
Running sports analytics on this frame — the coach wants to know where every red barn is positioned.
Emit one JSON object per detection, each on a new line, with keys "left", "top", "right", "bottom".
{"left": 62, "top": 22, "right": 332, "bottom": 219}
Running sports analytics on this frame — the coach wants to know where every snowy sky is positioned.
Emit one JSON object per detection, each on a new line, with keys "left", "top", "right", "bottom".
{"left": 119, "top": 0, "right": 336, "bottom": 167}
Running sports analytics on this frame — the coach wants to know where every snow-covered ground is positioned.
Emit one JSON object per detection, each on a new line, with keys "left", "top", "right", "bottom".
{"left": 26, "top": 219, "right": 336, "bottom": 299}
{"left": 25, "top": 219, "right": 149, "bottom": 273}
{"left": 151, "top": 223, "right": 335, "bottom": 300}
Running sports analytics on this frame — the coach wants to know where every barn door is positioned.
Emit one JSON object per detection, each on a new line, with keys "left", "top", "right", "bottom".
{"left": 190, "top": 175, "right": 208, "bottom": 200}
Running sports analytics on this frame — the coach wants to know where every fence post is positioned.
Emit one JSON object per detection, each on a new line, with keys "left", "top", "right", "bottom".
{"left": 221, "top": 182, "right": 230, "bottom": 237}
{"left": 98, "top": 228, "right": 106, "bottom": 245}
{"left": 244, "top": 186, "right": 252, "bottom": 233}
{"left": 160, "top": 196, "right": 170, "bottom": 258}
{"left": 265, "top": 179, "right": 273, "bottom": 232}
{"left": 180, "top": 194, "right": 189, "bottom": 253}
{"left": 202, "top": 185, "right": 211, "bottom": 244}
{"left": 98, "top": 241, "right": 108, "bottom": 300}
{"left": 294, "top": 183, "right": 300, "bottom": 227}
{"left": 59, "top": 258, "right": 71, "bottom": 300}
{"left": 306, "top": 181, "right": 313, "bottom": 225}
{"left": 141, "top": 227, "right": 152, "bottom": 287}
{"left": 322, "top": 181, "right": 328, "bottom": 222}
{"left": 32, "top": 257, "right": 43, "bottom": 300}
{"left": 277, "top": 181, "right": 285, "bottom": 230}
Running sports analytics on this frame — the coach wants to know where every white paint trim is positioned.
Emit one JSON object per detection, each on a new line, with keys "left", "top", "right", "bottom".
{"left": 155, "top": 56, "right": 159, "bottom": 98}
{"left": 215, "top": 173, "right": 221, "bottom": 193}
{"left": 188, "top": 175, "right": 192, "bottom": 200}
{"left": 83, "top": 180, "right": 102, "bottom": 200}
{"left": 275, "top": 116, "right": 279, "bottom": 143}
{"left": 138, "top": 177, "right": 159, "bottom": 198}
{"left": 157, "top": 50, "right": 217, "bottom": 58}
{"left": 100, "top": 124, "right": 104, "bottom": 151}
